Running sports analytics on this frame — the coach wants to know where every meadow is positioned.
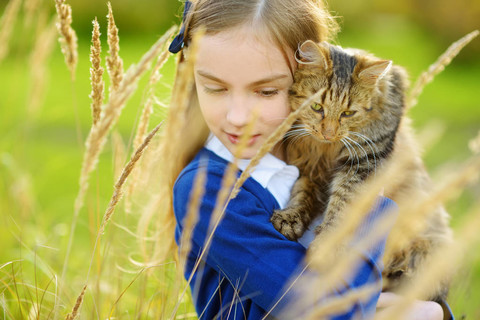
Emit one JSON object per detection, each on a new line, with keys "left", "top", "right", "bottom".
{"left": 0, "top": 0, "right": 479, "bottom": 319}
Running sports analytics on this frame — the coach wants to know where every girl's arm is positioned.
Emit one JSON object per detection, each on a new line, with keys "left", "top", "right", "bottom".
{"left": 174, "top": 160, "right": 393, "bottom": 319}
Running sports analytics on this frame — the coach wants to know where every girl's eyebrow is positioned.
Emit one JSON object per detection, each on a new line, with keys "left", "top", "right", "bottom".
{"left": 196, "top": 70, "right": 289, "bottom": 86}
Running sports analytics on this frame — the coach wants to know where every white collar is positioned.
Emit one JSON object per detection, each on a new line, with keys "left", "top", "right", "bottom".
{"left": 205, "top": 134, "right": 299, "bottom": 208}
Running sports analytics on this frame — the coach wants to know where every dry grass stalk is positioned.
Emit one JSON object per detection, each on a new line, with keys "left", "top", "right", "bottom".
{"left": 99, "top": 122, "right": 162, "bottom": 236}
{"left": 231, "top": 88, "right": 327, "bottom": 199}
{"left": 27, "top": 18, "right": 56, "bottom": 115}
{"left": 469, "top": 130, "right": 480, "bottom": 155}
{"left": 407, "top": 30, "right": 479, "bottom": 109}
{"left": 177, "top": 164, "right": 206, "bottom": 269}
{"left": 106, "top": 2, "right": 124, "bottom": 96}
{"left": 76, "top": 123, "right": 161, "bottom": 317}
{"left": 172, "top": 166, "right": 207, "bottom": 319}
{"left": 112, "top": 130, "right": 127, "bottom": 181}
{"left": 90, "top": 17, "right": 104, "bottom": 125}
{"left": 384, "top": 153, "right": 480, "bottom": 260}
{"left": 65, "top": 284, "right": 87, "bottom": 320}
{"left": 307, "top": 284, "right": 379, "bottom": 320}
{"left": 270, "top": 157, "right": 409, "bottom": 319}
{"left": 62, "top": 27, "right": 176, "bottom": 287}
{"left": 170, "top": 110, "right": 258, "bottom": 319}
{"left": 23, "top": 0, "right": 41, "bottom": 28}
{"left": 73, "top": 26, "right": 176, "bottom": 231}
{"left": 162, "top": 29, "right": 204, "bottom": 168}
{"left": 133, "top": 49, "right": 171, "bottom": 152}
{"left": 125, "top": 35, "right": 174, "bottom": 213}
{"left": 376, "top": 205, "right": 480, "bottom": 320}
{"left": 136, "top": 30, "right": 203, "bottom": 267}
{"left": 0, "top": 0, "right": 22, "bottom": 63}
{"left": 54, "top": 0, "right": 78, "bottom": 80}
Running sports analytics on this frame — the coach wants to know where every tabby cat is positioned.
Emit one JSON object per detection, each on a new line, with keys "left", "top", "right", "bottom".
{"left": 271, "top": 40, "right": 452, "bottom": 301}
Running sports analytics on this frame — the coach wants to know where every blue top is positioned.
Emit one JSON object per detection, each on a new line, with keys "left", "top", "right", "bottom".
{"left": 173, "top": 148, "right": 397, "bottom": 319}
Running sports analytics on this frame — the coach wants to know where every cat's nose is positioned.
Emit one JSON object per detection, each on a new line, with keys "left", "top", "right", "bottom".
{"left": 323, "top": 133, "right": 334, "bottom": 140}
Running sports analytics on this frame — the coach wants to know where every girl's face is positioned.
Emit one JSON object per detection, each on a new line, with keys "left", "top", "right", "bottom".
{"left": 194, "top": 25, "right": 295, "bottom": 160}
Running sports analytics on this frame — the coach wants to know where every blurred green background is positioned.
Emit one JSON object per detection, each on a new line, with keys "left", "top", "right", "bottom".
{"left": 0, "top": 0, "right": 479, "bottom": 318}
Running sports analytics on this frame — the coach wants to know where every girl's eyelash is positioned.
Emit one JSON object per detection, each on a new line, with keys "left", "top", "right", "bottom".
{"left": 203, "top": 87, "right": 226, "bottom": 94}
{"left": 258, "top": 89, "right": 279, "bottom": 97}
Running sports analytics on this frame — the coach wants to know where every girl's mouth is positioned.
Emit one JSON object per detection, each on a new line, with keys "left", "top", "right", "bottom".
{"left": 226, "top": 133, "right": 261, "bottom": 146}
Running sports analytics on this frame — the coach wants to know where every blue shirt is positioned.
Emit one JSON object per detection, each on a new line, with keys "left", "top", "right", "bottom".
{"left": 173, "top": 148, "right": 396, "bottom": 319}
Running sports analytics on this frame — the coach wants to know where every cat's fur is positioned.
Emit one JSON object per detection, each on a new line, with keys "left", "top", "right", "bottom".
{"left": 271, "top": 41, "right": 452, "bottom": 301}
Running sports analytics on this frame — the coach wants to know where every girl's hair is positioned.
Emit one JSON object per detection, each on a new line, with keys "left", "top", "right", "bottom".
{"left": 148, "top": 0, "right": 338, "bottom": 263}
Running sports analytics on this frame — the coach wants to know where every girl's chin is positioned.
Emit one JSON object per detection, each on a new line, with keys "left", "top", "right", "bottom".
{"left": 227, "top": 146, "right": 258, "bottom": 159}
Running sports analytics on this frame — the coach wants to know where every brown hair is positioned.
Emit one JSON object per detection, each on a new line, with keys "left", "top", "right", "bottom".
{"left": 148, "top": 0, "right": 339, "bottom": 263}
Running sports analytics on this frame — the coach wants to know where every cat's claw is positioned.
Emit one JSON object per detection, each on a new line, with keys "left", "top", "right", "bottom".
{"left": 271, "top": 209, "right": 306, "bottom": 241}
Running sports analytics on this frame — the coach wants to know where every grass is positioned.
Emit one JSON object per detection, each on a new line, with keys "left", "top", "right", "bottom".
{"left": 1, "top": 1, "right": 480, "bottom": 319}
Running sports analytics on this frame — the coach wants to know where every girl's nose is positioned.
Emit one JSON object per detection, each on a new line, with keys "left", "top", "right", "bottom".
{"left": 226, "top": 94, "right": 250, "bottom": 127}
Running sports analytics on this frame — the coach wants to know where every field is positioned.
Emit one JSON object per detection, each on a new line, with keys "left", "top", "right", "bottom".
{"left": 1, "top": 0, "right": 479, "bottom": 319}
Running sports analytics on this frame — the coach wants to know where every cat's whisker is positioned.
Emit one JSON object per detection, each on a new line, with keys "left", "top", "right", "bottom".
{"left": 349, "top": 132, "right": 381, "bottom": 155}
{"left": 289, "top": 132, "right": 311, "bottom": 145}
{"left": 349, "top": 132, "right": 380, "bottom": 175}
{"left": 284, "top": 128, "right": 308, "bottom": 138}
{"left": 341, "top": 138, "right": 356, "bottom": 176}
{"left": 344, "top": 136, "right": 369, "bottom": 174}
{"left": 340, "top": 138, "right": 355, "bottom": 173}
{"left": 347, "top": 133, "right": 377, "bottom": 174}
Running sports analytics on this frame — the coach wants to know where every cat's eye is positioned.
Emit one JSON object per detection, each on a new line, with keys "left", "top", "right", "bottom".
{"left": 341, "top": 110, "right": 357, "bottom": 118}
{"left": 311, "top": 103, "right": 323, "bottom": 113}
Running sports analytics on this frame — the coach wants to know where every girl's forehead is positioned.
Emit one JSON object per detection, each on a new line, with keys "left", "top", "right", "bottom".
{"left": 194, "top": 25, "right": 296, "bottom": 76}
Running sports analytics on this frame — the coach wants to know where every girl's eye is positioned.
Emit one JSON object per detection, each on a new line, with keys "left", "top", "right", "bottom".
{"left": 257, "top": 89, "right": 279, "bottom": 97}
{"left": 311, "top": 103, "right": 323, "bottom": 113}
{"left": 341, "top": 110, "right": 357, "bottom": 118}
{"left": 203, "top": 86, "right": 226, "bottom": 94}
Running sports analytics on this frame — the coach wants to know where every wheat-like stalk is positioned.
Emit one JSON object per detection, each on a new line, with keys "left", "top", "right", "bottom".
{"left": 133, "top": 49, "right": 171, "bottom": 153}
{"left": 0, "top": 0, "right": 22, "bottom": 63}
{"left": 65, "top": 284, "right": 87, "bottom": 320}
{"left": 407, "top": 30, "right": 479, "bottom": 109}
{"left": 112, "top": 130, "right": 127, "bottom": 181}
{"left": 385, "top": 154, "right": 480, "bottom": 260}
{"left": 469, "top": 130, "right": 480, "bottom": 155}
{"left": 23, "top": 0, "right": 41, "bottom": 28}
{"left": 54, "top": 0, "right": 78, "bottom": 80}
{"left": 90, "top": 17, "right": 104, "bottom": 126}
{"left": 263, "top": 153, "right": 410, "bottom": 319}
{"left": 98, "top": 122, "right": 162, "bottom": 236}
{"left": 125, "top": 32, "right": 175, "bottom": 213}
{"left": 178, "top": 166, "right": 206, "bottom": 267}
{"left": 376, "top": 205, "right": 480, "bottom": 320}
{"left": 106, "top": 2, "right": 124, "bottom": 97}
{"left": 27, "top": 18, "right": 56, "bottom": 115}
{"left": 68, "top": 124, "right": 161, "bottom": 319}
{"left": 231, "top": 88, "right": 326, "bottom": 199}
{"left": 169, "top": 109, "right": 259, "bottom": 320}
{"left": 62, "top": 27, "right": 175, "bottom": 291}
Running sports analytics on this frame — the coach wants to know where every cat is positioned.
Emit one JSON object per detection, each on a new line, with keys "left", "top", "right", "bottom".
{"left": 271, "top": 40, "right": 453, "bottom": 301}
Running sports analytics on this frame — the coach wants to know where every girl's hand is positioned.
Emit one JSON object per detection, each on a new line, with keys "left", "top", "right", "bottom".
{"left": 376, "top": 292, "right": 444, "bottom": 320}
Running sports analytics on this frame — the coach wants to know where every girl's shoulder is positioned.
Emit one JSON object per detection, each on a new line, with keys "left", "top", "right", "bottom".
{"left": 174, "top": 148, "right": 279, "bottom": 212}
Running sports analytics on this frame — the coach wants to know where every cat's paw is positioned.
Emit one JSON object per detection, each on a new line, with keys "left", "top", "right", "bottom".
{"left": 271, "top": 208, "right": 306, "bottom": 241}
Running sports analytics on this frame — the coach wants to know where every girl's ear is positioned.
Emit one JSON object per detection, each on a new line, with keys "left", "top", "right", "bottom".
{"left": 356, "top": 59, "right": 392, "bottom": 87}
{"left": 296, "top": 40, "right": 331, "bottom": 71}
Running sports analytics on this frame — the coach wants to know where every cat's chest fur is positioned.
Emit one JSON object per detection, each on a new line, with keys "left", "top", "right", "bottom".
{"left": 287, "top": 134, "right": 343, "bottom": 182}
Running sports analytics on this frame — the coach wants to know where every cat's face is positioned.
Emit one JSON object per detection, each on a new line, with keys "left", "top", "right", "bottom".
{"left": 289, "top": 41, "right": 391, "bottom": 144}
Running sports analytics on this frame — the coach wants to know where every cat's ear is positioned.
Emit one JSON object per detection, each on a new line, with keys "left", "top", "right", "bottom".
{"left": 296, "top": 40, "right": 330, "bottom": 71}
{"left": 357, "top": 60, "right": 392, "bottom": 87}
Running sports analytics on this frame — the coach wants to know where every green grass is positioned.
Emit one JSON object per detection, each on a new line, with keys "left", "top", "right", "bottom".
{"left": 1, "top": 14, "right": 479, "bottom": 319}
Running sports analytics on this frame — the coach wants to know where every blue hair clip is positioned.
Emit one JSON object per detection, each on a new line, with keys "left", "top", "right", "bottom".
{"left": 169, "top": 0, "right": 193, "bottom": 54}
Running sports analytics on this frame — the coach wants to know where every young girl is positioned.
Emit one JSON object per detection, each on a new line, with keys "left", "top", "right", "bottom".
{"left": 166, "top": 0, "right": 448, "bottom": 318}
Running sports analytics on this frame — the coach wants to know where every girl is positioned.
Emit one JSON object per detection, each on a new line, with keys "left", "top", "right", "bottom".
{"left": 165, "top": 0, "right": 449, "bottom": 318}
